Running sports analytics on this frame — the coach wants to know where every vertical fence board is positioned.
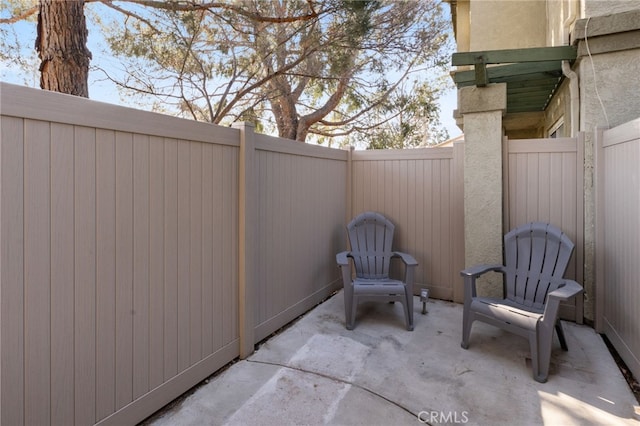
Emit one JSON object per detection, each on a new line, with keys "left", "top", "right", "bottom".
{"left": 212, "top": 145, "right": 224, "bottom": 351}
{"left": 201, "top": 144, "right": 214, "bottom": 357}
{"left": 229, "top": 147, "right": 240, "bottom": 342}
{"left": 133, "top": 134, "right": 150, "bottom": 399}
{"left": 115, "top": 131, "right": 134, "bottom": 410}
{"left": 96, "top": 129, "right": 116, "bottom": 420}
{"left": 176, "top": 141, "right": 191, "bottom": 371}
{"left": 75, "top": 126, "right": 97, "bottom": 425}
{"left": 0, "top": 116, "right": 25, "bottom": 426}
{"left": 148, "top": 136, "right": 165, "bottom": 389}
{"left": 50, "top": 123, "right": 75, "bottom": 425}
{"left": 222, "top": 147, "right": 234, "bottom": 345}
{"left": 189, "top": 142, "right": 203, "bottom": 364}
{"left": 24, "top": 119, "right": 51, "bottom": 426}
{"left": 163, "top": 139, "right": 179, "bottom": 380}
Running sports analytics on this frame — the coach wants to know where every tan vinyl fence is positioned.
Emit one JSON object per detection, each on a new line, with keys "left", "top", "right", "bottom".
{"left": 252, "top": 134, "right": 347, "bottom": 342}
{"left": 0, "top": 82, "right": 591, "bottom": 425}
{"left": 349, "top": 145, "right": 466, "bottom": 302}
{"left": 0, "top": 84, "right": 349, "bottom": 426}
{"left": 0, "top": 85, "right": 244, "bottom": 426}
{"left": 595, "top": 118, "right": 640, "bottom": 381}
{"left": 504, "top": 135, "right": 585, "bottom": 322}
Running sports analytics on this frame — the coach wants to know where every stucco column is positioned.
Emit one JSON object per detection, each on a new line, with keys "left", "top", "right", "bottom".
{"left": 458, "top": 83, "right": 507, "bottom": 296}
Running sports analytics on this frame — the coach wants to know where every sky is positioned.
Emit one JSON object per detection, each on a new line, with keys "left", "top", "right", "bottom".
{"left": 439, "top": 87, "right": 461, "bottom": 139}
{"left": 0, "top": 3, "right": 462, "bottom": 142}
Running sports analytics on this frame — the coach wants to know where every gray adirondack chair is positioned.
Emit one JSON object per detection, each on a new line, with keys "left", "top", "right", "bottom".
{"left": 337, "top": 212, "right": 418, "bottom": 331}
{"left": 460, "top": 222, "right": 583, "bottom": 382}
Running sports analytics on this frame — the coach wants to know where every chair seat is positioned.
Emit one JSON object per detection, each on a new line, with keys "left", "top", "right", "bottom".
{"left": 471, "top": 297, "right": 543, "bottom": 330}
{"left": 353, "top": 278, "right": 406, "bottom": 295}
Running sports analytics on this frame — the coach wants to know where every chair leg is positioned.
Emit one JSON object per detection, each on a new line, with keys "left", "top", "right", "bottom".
{"left": 461, "top": 309, "right": 472, "bottom": 349}
{"left": 555, "top": 321, "right": 568, "bottom": 351}
{"left": 348, "top": 295, "right": 359, "bottom": 330}
{"left": 529, "top": 333, "right": 543, "bottom": 383}
{"left": 405, "top": 292, "right": 414, "bottom": 331}
{"left": 343, "top": 286, "right": 354, "bottom": 330}
{"left": 531, "top": 325, "right": 554, "bottom": 383}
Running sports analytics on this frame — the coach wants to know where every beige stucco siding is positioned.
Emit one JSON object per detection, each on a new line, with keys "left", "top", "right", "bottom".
{"left": 469, "top": 0, "right": 547, "bottom": 50}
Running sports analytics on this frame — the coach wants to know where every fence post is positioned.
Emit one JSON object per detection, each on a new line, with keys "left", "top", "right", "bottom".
{"left": 594, "top": 127, "right": 605, "bottom": 333}
{"left": 234, "top": 122, "right": 256, "bottom": 358}
{"left": 346, "top": 146, "right": 354, "bottom": 224}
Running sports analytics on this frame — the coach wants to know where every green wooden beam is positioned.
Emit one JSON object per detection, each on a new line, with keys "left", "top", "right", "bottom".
{"left": 450, "top": 46, "right": 576, "bottom": 114}
{"left": 452, "top": 46, "right": 577, "bottom": 66}
{"left": 452, "top": 61, "right": 563, "bottom": 85}
{"left": 507, "top": 85, "right": 558, "bottom": 95}
{"left": 508, "top": 99, "right": 547, "bottom": 107}
{"left": 508, "top": 105, "right": 545, "bottom": 113}
{"left": 509, "top": 91, "right": 554, "bottom": 100}
{"left": 492, "top": 74, "right": 561, "bottom": 85}
{"left": 507, "top": 77, "right": 560, "bottom": 90}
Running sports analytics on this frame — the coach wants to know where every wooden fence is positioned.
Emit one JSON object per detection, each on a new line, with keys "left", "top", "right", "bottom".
{"left": 504, "top": 135, "right": 585, "bottom": 322}
{"left": 0, "top": 84, "right": 244, "bottom": 426}
{"left": 0, "top": 82, "right": 592, "bottom": 425}
{"left": 595, "top": 118, "right": 640, "bottom": 381}
{"left": 350, "top": 146, "right": 465, "bottom": 302}
{"left": 252, "top": 135, "right": 347, "bottom": 342}
{"left": 0, "top": 83, "right": 468, "bottom": 425}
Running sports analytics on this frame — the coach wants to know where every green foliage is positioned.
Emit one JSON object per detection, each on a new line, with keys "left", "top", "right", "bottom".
{"left": 1, "top": 0, "right": 454, "bottom": 144}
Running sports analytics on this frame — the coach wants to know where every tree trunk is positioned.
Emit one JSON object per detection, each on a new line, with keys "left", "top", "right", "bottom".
{"left": 36, "top": 0, "right": 91, "bottom": 97}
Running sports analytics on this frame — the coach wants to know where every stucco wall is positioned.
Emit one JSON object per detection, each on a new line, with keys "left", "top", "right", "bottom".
{"left": 585, "top": 0, "right": 640, "bottom": 16}
{"left": 579, "top": 49, "right": 640, "bottom": 130}
{"left": 468, "top": 0, "right": 547, "bottom": 50}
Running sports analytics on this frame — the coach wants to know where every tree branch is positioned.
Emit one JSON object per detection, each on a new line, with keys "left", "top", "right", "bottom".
{"left": 0, "top": 5, "right": 38, "bottom": 24}
{"left": 90, "top": 0, "right": 319, "bottom": 23}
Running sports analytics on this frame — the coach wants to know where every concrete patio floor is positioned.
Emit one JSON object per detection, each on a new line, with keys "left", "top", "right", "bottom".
{"left": 145, "top": 291, "right": 639, "bottom": 425}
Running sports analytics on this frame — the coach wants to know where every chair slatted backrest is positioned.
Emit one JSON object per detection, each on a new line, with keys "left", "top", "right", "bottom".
{"left": 504, "top": 222, "right": 575, "bottom": 310}
{"left": 347, "top": 212, "right": 395, "bottom": 280}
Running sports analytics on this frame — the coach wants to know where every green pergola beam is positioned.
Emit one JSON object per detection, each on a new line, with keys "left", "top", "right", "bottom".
{"left": 508, "top": 91, "right": 554, "bottom": 100}
{"left": 507, "top": 77, "right": 560, "bottom": 90}
{"left": 452, "top": 46, "right": 577, "bottom": 66}
{"left": 450, "top": 46, "right": 577, "bottom": 113}
{"left": 453, "top": 61, "right": 563, "bottom": 85}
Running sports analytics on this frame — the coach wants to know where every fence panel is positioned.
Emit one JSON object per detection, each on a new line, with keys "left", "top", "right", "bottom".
{"left": 504, "top": 136, "right": 585, "bottom": 322}
{"left": 596, "top": 118, "right": 640, "bottom": 381}
{"left": 350, "top": 146, "right": 465, "bottom": 302}
{"left": 0, "top": 84, "right": 241, "bottom": 426}
{"left": 4, "top": 82, "right": 605, "bottom": 425}
{"left": 253, "top": 135, "right": 348, "bottom": 342}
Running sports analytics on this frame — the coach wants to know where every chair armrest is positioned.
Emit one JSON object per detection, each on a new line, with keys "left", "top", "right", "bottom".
{"left": 460, "top": 264, "right": 504, "bottom": 303}
{"left": 541, "top": 279, "right": 583, "bottom": 325}
{"left": 460, "top": 264, "right": 504, "bottom": 278}
{"left": 392, "top": 251, "right": 418, "bottom": 267}
{"left": 547, "top": 279, "right": 583, "bottom": 301}
{"left": 336, "top": 251, "right": 351, "bottom": 267}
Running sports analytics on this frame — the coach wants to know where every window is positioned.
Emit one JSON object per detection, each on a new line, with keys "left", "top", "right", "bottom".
{"left": 548, "top": 119, "right": 564, "bottom": 138}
